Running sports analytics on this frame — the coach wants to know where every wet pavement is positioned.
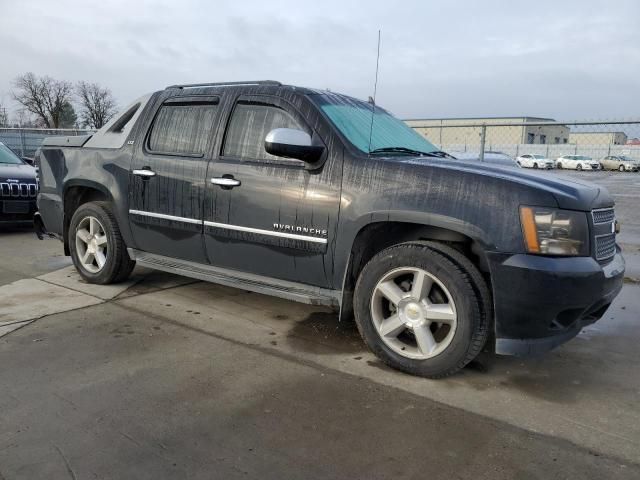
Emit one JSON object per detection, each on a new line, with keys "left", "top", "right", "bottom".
{"left": 1, "top": 301, "right": 638, "bottom": 479}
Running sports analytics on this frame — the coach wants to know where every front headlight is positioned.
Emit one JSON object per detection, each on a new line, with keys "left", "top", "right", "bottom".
{"left": 520, "top": 206, "right": 589, "bottom": 256}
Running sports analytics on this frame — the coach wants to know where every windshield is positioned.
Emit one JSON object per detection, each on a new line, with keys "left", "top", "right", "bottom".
{"left": 0, "top": 144, "right": 25, "bottom": 165}
{"left": 619, "top": 156, "right": 637, "bottom": 162}
{"left": 312, "top": 94, "right": 438, "bottom": 155}
{"left": 532, "top": 155, "right": 546, "bottom": 159}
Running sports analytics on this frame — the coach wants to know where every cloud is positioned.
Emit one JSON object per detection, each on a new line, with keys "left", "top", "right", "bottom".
{"left": 1, "top": 0, "right": 638, "bottom": 120}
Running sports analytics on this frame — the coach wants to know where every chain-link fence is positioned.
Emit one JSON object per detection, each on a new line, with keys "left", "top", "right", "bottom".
{"left": 0, "top": 128, "right": 94, "bottom": 158}
{"left": 406, "top": 119, "right": 640, "bottom": 169}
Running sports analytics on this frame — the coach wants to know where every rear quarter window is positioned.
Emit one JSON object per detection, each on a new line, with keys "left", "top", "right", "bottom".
{"left": 148, "top": 102, "right": 218, "bottom": 156}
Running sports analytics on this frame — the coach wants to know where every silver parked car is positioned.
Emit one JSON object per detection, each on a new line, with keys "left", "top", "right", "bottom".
{"left": 599, "top": 155, "right": 639, "bottom": 172}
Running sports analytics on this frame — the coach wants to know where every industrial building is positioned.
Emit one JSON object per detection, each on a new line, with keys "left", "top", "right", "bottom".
{"left": 405, "top": 117, "right": 570, "bottom": 148}
{"left": 568, "top": 132, "right": 628, "bottom": 146}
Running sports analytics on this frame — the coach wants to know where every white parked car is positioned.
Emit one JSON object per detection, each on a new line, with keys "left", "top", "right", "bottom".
{"left": 515, "top": 154, "right": 554, "bottom": 169}
{"left": 599, "top": 155, "right": 639, "bottom": 172}
{"left": 555, "top": 155, "right": 600, "bottom": 171}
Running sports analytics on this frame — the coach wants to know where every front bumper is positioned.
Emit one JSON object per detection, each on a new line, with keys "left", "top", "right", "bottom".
{"left": 0, "top": 198, "right": 37, "bottom": 225}
{"left": 487, "top": 249, "right": 625, "bottom": 356}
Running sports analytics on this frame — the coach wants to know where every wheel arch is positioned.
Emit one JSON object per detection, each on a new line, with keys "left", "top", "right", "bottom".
{"left": 338, "top": 216, "right": 492, "bottom": 322}
{"left": 62, "top": 181, "right": 113, "bottom": 255}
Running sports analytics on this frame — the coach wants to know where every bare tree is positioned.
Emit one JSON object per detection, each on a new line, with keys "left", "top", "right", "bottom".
{"left": 12, "top": 72, "right": 74, "bottom": 128}
{"left": 13, "top": 109, "right": 36, "bottom": 128}
{"left": 0, "top": 102, "right": 8, "bottom": 127}
{"left": 76, "top": 81, "right": 118, "bottom": 129}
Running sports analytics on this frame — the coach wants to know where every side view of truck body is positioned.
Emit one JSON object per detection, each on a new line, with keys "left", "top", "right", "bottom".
{"left": 35, "top": 81, "right": 625, "bottom": 377}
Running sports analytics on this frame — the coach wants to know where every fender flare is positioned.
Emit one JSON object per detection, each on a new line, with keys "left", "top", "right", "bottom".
{"left": 62, "top": 179, "right": 115, "bottom": 204}
{"left": 336, "top": 210, "right": 494, "bottom": 321}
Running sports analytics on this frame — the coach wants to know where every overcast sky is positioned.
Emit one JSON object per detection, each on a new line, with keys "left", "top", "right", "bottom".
{"left": 1, "top": 0, "right": 639, "bottom": 121}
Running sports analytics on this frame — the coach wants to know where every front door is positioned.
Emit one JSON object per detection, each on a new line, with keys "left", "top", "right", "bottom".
{"left": 203, "top": 94, "right": 342, "bottom": 288}
{"left": 129, "top": 95, "right": 221, "bottom": 262}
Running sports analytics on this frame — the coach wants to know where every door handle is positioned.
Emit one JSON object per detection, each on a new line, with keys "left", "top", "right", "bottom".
{"left": 133, "top": 169, "right": 156, "bottom": 178}
{"left": 210, "top": 176, "right": 241, "bottom": 188}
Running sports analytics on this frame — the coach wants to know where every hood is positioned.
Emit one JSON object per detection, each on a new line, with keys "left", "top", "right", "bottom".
{"left": 0, "top": 163, "right": 37, "bottom": 182}
{"left": 396, "top": 156, "right": 613, "bottom": 211}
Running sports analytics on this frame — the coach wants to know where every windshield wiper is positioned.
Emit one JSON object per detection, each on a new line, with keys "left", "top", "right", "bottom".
{"left": 369, "top": 147, "right": 453, "bottom": 158}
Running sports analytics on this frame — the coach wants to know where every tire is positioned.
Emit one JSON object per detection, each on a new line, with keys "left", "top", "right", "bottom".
{"left": 533, "top": 163, "right": 538, "bottom": 169}
{"left": 576, "top": 164, "right": 582, "bottom": 171}
{"left": 557, "top": 162, "right": 562, "bottom": 169}
{"left": 354, "top": 242, "right": 489, "bottom": 378}
{"left": 68, "top": 201, "right": 135, "bottom": 284}
{"left": 619, "top": 165, "right": 625, "bottom": 172}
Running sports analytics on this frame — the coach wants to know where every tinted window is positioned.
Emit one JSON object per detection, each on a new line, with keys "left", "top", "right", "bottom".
{"left": 223, "top": 102, "right": 308, "bottom": 160}
{"left": 148, "top": 102, "right": 218, "bottom": 155}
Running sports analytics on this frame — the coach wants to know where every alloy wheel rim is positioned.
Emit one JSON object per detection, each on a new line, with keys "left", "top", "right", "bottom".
{"left": 370, "top": 267, "right": 457, "bottom": 360}
{"left": 75, "top": 216, "right": 108, "bottom": 273}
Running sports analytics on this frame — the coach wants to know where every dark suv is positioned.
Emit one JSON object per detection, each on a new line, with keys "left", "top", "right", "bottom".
{"left": 0, "top": 142, "right": 38, "bottom": 225}
{"left": 35, "top": 81, "right": 625, "bottom": 378}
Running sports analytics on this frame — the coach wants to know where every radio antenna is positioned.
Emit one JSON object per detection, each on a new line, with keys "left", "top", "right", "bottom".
{"left": 367, "top": 30, "right": 381, "bottom": 155}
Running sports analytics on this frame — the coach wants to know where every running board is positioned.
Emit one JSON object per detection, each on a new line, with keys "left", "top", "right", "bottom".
{"left": 128, "top": 249, "right": 340, "bottom": 308}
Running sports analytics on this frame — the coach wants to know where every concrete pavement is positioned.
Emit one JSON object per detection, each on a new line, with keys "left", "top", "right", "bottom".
{"left": 1, "top": 300, "right": 637, "bottom": 479}
{"left": 0, "top": 262, "right": 639, "bottom": 478}
{"left": 0, "top": 225, "right": 71, "bottom": 286}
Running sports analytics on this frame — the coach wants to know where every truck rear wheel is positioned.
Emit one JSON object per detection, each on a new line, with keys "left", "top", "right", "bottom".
{"left": 354, "top": 242, "right": 488, "bottom": 378}
{"left": 68, "top": 201, "right": 135, "bottom": 284}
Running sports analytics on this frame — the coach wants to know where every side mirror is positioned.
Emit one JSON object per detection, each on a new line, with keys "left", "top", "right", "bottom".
{"left": 265, "top": 128, "right": 325, "bottom": 164}
{"left": 22, "top": 157, "right": 35, "bottom": 166}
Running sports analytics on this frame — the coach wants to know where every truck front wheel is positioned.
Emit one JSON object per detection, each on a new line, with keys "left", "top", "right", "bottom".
{"left": 68, "top": 201, "right": 135, "bottom": 284}
{"left": 354, "top": 242, "right": 488, "bottom": 378}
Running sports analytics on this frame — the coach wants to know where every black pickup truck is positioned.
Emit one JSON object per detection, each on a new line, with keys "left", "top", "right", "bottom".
{"left": 35, "top": 80, "right": 625, "bottom": 378}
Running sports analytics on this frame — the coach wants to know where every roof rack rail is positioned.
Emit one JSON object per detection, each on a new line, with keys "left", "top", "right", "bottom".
{"left": 165, "top": 80, "right": 282, "bottom": 90}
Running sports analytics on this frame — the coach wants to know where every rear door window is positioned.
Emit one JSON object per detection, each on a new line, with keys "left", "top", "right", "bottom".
{"left": 148, "top": 99, "right": 219, "bottom": 156}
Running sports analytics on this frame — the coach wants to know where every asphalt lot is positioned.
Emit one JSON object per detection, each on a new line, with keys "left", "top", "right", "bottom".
{"left": 1, "top": 169, "right": 639, "bottom": 479}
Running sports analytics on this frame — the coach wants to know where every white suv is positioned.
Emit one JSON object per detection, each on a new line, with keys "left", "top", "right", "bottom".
{"left": 516, "top": 154, "right": 554, "bottom": 169}
{"left": 555, "top": 155, "right": 600, "bottom": 171}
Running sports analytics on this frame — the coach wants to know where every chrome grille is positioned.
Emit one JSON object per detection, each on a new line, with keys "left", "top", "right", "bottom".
{"left": 0, "top": 182, "right": 38, "bottom": 198}
{"left": 595, "top": 234, "right": 616, "bottom": 261}
{"left": 592, "top": 208, "right": 615, "bottom": 225}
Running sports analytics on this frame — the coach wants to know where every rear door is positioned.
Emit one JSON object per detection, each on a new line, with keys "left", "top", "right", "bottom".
{"left": 202, "top": 93, "right": 343, "bottom": 288}
{"left": 128, "top": 95, "right": 221, "bottom": 262}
